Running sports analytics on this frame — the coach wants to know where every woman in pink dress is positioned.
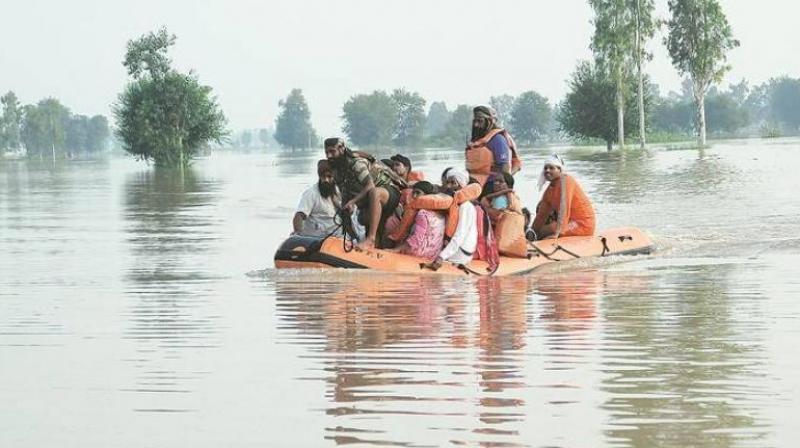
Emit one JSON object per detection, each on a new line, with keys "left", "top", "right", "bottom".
{"left": 391, "top": 181, "right": 446, "bottom": 261}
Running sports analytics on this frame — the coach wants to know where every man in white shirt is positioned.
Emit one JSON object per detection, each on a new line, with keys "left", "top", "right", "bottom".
{"left": 292, "top": 160, "right": 342, "bottom": 237}
{"left": 424, "top": 168, "right": 477, "bottom": 270}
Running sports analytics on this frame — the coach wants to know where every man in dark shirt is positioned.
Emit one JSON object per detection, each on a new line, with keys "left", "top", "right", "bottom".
{"left": 471, "top": 105, "right": 512, "bottom": 174}
{"left": 324, "top": 137, "right": 402, "bottom": 249}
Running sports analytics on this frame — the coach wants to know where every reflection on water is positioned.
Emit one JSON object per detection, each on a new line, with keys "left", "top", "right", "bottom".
{"left": 270, "top": 274, "right": 534, "bottom": 446}
{"left": 601, "top": 263, "right": 769, "bottom": 447}
{"left": 122, "top": 167, "right": 224, "bottom": 412}
{"left": 2, "top": 141, "right": 799, "bottom": 447}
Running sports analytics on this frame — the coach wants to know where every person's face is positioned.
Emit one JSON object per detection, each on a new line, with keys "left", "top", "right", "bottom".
{"left": 319, "top": 171, "right": 334, "bottom": 185}
{"left": 392, "top": 161, "right": 408, "bottom": 177}
{"left": 493, "top": 175, "right": 507, "bottom": 191}
{"left": 543, "top": 164, "right": 562, "bottom": 182}
{"left": 324, "top": 142, "right": 344, "bottom": 160}
{"left": 444, "top": 177, "right": 461, "bottom": 192}
{"left": 472, "top": 116, "right": 487, "bottom": 130}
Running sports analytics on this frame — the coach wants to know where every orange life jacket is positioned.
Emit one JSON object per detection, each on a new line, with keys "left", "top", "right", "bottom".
{"left": 534, "top": 174, "right": 595, "bottom": 237}
{"left": 465, "top": 129, "right": 521, "bottom": 185}
{"left": 387, "top": 184, "right": 482, "bottom": 243}
{"left": 444, "top": 183, "right": 482, "bottom": 238}
{"left": 407, "top": 171, "right": 425, "bottom": 182}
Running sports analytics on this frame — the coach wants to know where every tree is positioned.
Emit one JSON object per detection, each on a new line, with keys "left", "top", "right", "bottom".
{"left": 633, "top": 0, "right": 657, "bottom": 148}
{"left": 391, "top": 88, "right": 426, "bottom": 147}
{"left": 240, "top": 130, "right": 253, "bottom": 148}
{"left": 440, "top": 104, "right": 473, "bottom": 145}
{"left": 666, "top": 0, "right": 740, "bottom": 147}
{"left": 21, "top": 98, "right": 70, "bottom": 159}
{"left": 274, "top": 89, "right": 317, "bottom": 150}
{"left": 590, "top": 0, "right": 635, "bottom": 149}
{"left": 114, "top": 27, "right": 227, "bottom": 166}
{"left": 489, "top": 94, "right": 516, "bottom": 127}
{"left": 86, "top": 115, "right": 110, "bottom": 153}
{"left": 1, "top": 91, "right": 23, "bottom": 153}
{"left": 705, "top": 91, "right": 749, "bottom": 134}
{"left": 770, "top": 77, "right": 800, "bottom": 132}
{"left": 424, "top": 101, "right": 450, "bottom": 138}
{"left": 66, "top": 114, "right": 89, "bottom": 157}
{"left": 557, "top": 61, "right": 646, "bottom": 150}
{"left": 341, "top": 90, "right": 396, "bottom": 147}
{"left": 258, "top": 128, "right": 271, "bottom": 148}
{"left": 509, "top": 91, "right": 552, "bottom": 145}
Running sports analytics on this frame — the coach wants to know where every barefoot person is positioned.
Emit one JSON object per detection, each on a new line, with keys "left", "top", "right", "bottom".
{"left": 324, "top": 137, "right": 403, "bottom": 249}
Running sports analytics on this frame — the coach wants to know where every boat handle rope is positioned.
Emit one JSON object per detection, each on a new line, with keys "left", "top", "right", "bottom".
{"left": 530, "top": 241, "right": 581, "bottom": 261}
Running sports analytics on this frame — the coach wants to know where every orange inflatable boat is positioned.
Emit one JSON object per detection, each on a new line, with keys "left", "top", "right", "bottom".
{"left": 274, "top": 227, "right": 654, "bottom": 276}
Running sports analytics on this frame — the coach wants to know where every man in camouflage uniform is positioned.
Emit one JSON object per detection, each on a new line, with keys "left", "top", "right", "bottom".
{"left": 324, "top": 137, "right": 405, "bottom": 249}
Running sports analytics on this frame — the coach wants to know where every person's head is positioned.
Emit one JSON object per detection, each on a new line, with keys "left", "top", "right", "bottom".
{"left": 543, "top": 154, "right": 564, "bottom": 182}
{"left": 471, "top": 105, "right": 498, "bottom": 140}
{"left": 440, "top": 167, "right": 454, "bottom": 185}
{"left": 389, "top": 154, "right": 411, "bottom": 178}
{"left": 411, "top": 180, "right": 436, "bottom": 199}
{"left": 492, "top": 171, "right": 515, "bottom": 191}
{"left": 444, "top": 168, "right": 469, "bottom": 193}
{"left": 317, "top": 159, "right": 336, "bottom": 198}
{"left": 324, "top": 137, "right": 347, "bottom": 162}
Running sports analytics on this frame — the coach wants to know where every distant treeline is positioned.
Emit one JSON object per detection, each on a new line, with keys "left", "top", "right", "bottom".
{"left": 257, "top": 75, "right": 800, "bottom": 152}
{"left": 0, "top": 91, "right": 110, "bottom": 158}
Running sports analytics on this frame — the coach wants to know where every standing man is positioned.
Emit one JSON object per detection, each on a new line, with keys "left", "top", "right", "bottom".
{"left": 292, "top": 159, "right": 341, "bottom": 237}
{"left": 465, "top": 105, "right": 521, "bottom": 185}
{"left": 324, "top": 137, "right": 404, "bottom": 249}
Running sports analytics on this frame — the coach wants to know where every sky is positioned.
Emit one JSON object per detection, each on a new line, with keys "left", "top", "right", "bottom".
{"left": 2, "top": 0, "right": 799, "bottom": 136}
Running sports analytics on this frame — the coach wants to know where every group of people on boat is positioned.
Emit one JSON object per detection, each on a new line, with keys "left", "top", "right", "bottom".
{"left": 291, "top": 105, "right": 596, "bottom": 270}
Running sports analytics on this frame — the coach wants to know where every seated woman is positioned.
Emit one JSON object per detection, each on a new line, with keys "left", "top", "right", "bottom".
{"left": 388, "top": 181, "right": 445, "bottom": 261}
{"left": 480, "top": 171, "right": 522, "bottom": 222}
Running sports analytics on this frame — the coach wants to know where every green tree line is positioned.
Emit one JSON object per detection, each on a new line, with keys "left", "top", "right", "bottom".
{"left": 0, "top": 91, "right": 110, "bottom": 159}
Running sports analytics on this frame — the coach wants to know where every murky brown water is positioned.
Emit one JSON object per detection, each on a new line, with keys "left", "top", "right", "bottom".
{"left": 2, "top": 139, "right": 799, "bottom": 447}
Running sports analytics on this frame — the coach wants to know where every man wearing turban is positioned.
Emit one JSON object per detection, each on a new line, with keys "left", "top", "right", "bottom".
{"left": 532, "top": 154, "right": 595, "bottom": 239}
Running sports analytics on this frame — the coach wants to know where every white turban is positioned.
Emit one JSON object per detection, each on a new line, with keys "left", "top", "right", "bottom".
{"left": 537, "top": 154, "right": 565, "bottom": 191}
{"left": 446, "top": 168, "right": 469, "bottom": 188}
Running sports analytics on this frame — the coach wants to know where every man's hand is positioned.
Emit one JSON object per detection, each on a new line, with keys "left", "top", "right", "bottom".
{"left": 343, "top": 199, "right": 357, "bottom": 212}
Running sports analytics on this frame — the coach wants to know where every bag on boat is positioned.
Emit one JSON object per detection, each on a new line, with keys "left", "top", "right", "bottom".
{"left": 494, "top": 210, "right": 527, "bottom": 258}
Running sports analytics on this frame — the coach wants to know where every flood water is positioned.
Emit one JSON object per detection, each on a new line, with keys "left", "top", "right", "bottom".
{"left": 2, "top": 139, "right": 799, "bottom": 447}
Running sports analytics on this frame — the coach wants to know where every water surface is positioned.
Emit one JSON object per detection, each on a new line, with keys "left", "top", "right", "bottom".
{"left": 2, "top": 139, "right": 799, "bottom": 447}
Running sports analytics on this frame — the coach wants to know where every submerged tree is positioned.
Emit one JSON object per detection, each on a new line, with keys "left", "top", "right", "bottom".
{"left": 558, "top": 61, "right": 646, "bottom": 150}
{"left": 590, "top": 0, "right": 634, "bottom": 149}
{"left": 666, "top": 0, "right": 739, "bottom": 146}
{"left": 632, "top": 0, "right": 657, "bottom": 148}
{"left": 114, "top": 27, "right": 227, "bottom": 166}
{"left": 21, "top": 98, "right": 71, "bottom": 159}
{"left": 274, "top": 89, "right": 317, "bottom": 150}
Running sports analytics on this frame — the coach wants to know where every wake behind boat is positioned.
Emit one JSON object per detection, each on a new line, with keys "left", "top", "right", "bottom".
{"left": 274, "top": 226, "right": 654, "bottom": 276}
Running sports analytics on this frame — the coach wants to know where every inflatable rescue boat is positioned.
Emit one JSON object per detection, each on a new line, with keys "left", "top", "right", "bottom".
{"left": 274, "top": 227, "right": 654, "bottom": 276}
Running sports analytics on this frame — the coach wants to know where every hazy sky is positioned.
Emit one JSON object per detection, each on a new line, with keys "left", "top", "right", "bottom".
{"left": 2, "top": 0, "right": 798, "bottom": 136}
